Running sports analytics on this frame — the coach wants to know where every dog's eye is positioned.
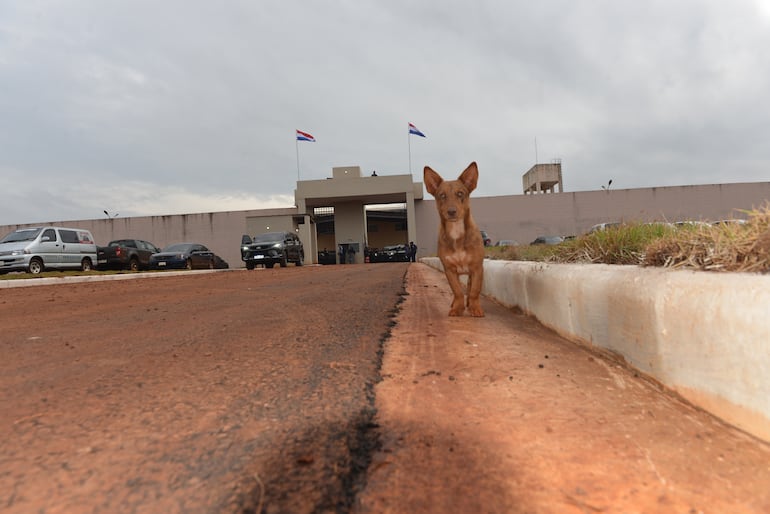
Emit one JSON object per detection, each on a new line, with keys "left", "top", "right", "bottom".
{"left": 439, "top": 193, "right": 446, "bottom": 200}
{"left": 456, "top": 192, "right": 464, "bottom": 200}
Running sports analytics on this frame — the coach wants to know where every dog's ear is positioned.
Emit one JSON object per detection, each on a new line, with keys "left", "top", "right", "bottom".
{"left": 458, "top": 162, "right": 478, "bottom": 192}
{"left": 424, "top": 166, "right": 443, "bottom": 196}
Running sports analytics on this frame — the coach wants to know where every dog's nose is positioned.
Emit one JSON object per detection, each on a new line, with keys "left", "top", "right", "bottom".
{"left": 447, "top": 208, "right": 457, "bottom": 218}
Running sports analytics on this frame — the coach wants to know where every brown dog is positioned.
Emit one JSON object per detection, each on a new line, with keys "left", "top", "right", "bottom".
{"left": 423, "top": 162, "right": 485, "bottom": 317}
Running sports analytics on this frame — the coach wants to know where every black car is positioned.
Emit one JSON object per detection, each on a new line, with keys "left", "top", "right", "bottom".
{"left": 370, "top": 244, "right": 409, "bottom": 262}
{"left": 530, "top": 235, "right": 565, "bottom": 245}
{"left": 149, "top": 243, "right": 228, "bottom": 270}
{"left": 241, "top": 231, "right": 304, "bottom": 269}
{"left": 317, "top": 249, "right": 337, "bottom": 265}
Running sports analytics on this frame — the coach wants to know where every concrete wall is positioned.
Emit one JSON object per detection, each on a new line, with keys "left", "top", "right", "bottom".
{"left": 245, "top": 214, "right": 298, "bottom": 238}
{"left": 422, "top": 257, "right": 770, "bottom": 443}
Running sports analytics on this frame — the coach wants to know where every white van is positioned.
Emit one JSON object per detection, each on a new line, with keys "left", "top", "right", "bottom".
{"left": 0, "top": 226, "right": 98, "bottom": 274}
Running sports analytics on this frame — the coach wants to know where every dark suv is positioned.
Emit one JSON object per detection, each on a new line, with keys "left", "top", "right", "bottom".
{"left": 241, "top": 231, "right": 304, "bottom": 269}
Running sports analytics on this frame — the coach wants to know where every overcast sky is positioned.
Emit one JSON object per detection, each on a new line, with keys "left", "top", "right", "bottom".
{"left": 2, "top": 0, "right": 770, "bottom": 225}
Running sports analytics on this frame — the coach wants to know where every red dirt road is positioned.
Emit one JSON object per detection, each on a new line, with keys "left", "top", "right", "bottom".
{"left": 1, "top": 265, "right": 407, "bottom": 513}
{"left": 2, "top": 263, "right": 770, "bottom": 513}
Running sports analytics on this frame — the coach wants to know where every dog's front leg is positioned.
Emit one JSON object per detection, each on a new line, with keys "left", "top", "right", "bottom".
{"left": 466, "top": 269, "right": 485, "bottom": 317}
{"left": 444, "top": 269, "right": 466, "bottom": 316}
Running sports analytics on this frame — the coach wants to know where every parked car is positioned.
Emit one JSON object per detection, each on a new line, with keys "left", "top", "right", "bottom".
{"left": 210, "top": 253, "right": 229, "bottom": 269}
{"left": 530, "top": 235, "right": 564, "bottom": 245}
{"left": 149, "top": 243, "right": 228, "bottom": 270}
{"left": 713, "top": 219, "right": 747, "bottom": 226}
{"left": 0, "top": 226, "right": 97, "bottom": 274}
{"left": 587, "top": 222, "right": 622, "bottom": 233}
{"left": 495, "top": 240, "right": 517, "bottom": 247}
{"left": 241, "top": 231, "right": 304, "bottom": 269}
{"left": 674, "top": 221, "right": 711, "bottom": 229}
{"left": 370, "top": 244, "right": 409, "bottom": 262}
{"left": 480, "top": 230, "right": 492, "bottom": 246}
{"left": 97, "top": 239, "right": 161, "bottom": 271}
{"left": 318, "top": 249, "right": 337, "bottom": 265}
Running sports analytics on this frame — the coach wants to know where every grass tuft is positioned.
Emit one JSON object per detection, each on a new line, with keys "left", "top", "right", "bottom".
{"left": 643, "top": 207, "right": 770, "bottom": 272}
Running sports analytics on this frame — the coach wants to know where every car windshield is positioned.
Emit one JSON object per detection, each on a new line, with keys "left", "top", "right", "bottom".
{"left": 163, "top": 243, "right": 194, "bottom": 253}
{"left": 252, "top": 233, "right": 284, "bottom": 243}
{"left": 1, "top": 228, "right": 42, "bottom": 243}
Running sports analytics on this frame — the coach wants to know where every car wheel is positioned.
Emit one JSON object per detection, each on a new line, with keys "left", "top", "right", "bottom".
{"left": 266, "top": 262, "right": 275, "bottom": 269}
{"left": 186, "top": 259, "right": 193, "bottom": 270}
{"left": 128, "top": 258, "right": 139, "bottom": 272}
{"left": 28, "top": 257, "right": 44, "bottom": 275}
{"left": 280, "top": 254, "right": 288, "bottom": 267}
{"left": 246, "top": 262, "right": 255, "bottom": 270}
{"left": 81, "top": 258, "right": 93, "bottom": 272}
{"left": 296, "top": 252, "right": 304, "bottom": 267}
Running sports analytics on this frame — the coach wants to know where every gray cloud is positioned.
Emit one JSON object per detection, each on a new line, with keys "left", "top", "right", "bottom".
{"left": 2, "top": 0, "right": 770, "bottom": 224}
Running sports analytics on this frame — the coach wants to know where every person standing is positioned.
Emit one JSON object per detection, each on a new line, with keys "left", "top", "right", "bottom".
{"left": 338, "top": 244, "right": 345, "bottom": 265}
{"left": 409, "top": 241, "right": 417, "bottom": 262}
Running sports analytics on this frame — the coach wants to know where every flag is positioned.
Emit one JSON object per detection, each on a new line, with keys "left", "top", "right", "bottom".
{"left": 408, "top": 123, "right": 426, "bottom": 137}
{"left": 296, "top": 130, "right": 316, "bottom": 142}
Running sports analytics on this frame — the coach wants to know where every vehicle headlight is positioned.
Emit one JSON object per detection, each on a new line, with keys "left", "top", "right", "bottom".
{"left": 242, "top": 246, "right": 249, "bottom": 251}
{"left": 11, "top": 249, "right": 25, "bottom": 256}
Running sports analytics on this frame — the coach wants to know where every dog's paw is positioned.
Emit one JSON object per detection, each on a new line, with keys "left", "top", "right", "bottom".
{"left": 449, "top": 298, "right": 465, "bottom": 316}
{"left": 469, "top": 307, "right": 485, "bottom": 317}
{"left": 468, "top": 299, "right": 484, "bottom": 317}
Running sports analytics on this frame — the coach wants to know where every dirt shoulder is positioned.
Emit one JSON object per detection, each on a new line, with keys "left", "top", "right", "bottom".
{"left": 357, "top": 263, "right": 770, "bottom": 514}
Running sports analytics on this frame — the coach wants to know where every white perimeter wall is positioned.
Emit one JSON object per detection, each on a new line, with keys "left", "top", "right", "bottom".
{"left": 4, "top": 181, "right": 770, "bottom": 266}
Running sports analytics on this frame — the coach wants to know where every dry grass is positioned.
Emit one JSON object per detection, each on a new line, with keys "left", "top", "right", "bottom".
{"left": 485, "top": 204, "right": 770, "bottom": 273}
{"left": 643, "top": 208, "right": 770, "bottom": 272}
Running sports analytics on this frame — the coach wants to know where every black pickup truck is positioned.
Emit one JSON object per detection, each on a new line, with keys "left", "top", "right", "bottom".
{"left": 97, "top": 239, "right": 161, "bottom": 271}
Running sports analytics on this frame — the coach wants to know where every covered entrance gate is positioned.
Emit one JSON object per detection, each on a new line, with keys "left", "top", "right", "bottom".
{"left": 295, "top": 166, "right": 423, "bottom": 264}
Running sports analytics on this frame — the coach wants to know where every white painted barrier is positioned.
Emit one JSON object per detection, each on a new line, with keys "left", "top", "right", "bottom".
{"left": 421, "top": 257, "right": 770, "bottom": 442}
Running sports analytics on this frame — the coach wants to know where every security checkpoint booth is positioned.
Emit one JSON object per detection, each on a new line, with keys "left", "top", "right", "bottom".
{"left": 294, "top": 166, "right": 423, "bottom": 264}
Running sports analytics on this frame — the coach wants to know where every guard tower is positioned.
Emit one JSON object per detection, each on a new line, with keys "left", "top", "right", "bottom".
{"left": 523, "top": 160, "right": 563, "bottom": 194}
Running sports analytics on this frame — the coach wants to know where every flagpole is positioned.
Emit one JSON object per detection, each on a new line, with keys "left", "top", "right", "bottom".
{"left": 296, "top": 137, "right": 300, "bottom": 181}
{"left": 408, "top": 124, "right": 412, "bottom": 174}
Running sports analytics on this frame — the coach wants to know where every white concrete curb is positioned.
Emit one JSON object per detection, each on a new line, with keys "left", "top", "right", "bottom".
{"left": 0, "top": 269, "right": 234, "bottom": 288}
{"left": 421, "top": 257, "right": 770, "bottom": 442}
